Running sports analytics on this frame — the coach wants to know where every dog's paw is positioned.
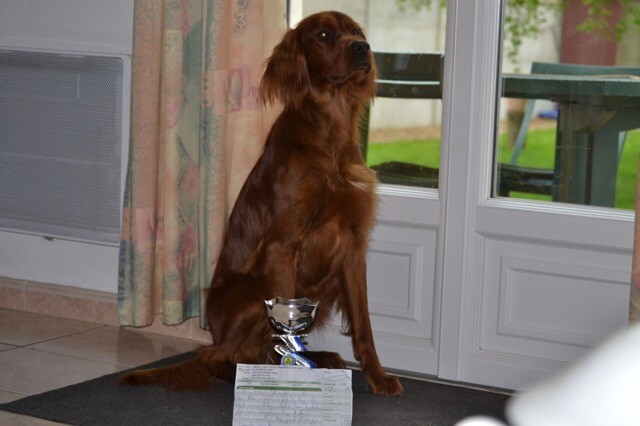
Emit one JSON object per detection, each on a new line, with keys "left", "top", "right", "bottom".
{"left": 119, "top": 368, "right": 165, "bottom": 387}
{"left": 119, "top": 371, "right": 146, "bottom": 386}
{"left": 369, "top": 374, "right": 404, "bottom": 396}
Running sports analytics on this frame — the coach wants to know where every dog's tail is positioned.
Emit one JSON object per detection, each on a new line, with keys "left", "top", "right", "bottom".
{"left": 120, "top": 351, "right": 235, "bottom": 391}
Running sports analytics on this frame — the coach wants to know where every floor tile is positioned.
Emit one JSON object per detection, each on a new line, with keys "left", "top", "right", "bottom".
{"left": 0, "top": 348, "right": 125, "bottom": 396}
{"left": 0, "top": 389, "right": 25, "bottom": 404}
{"left": 31, "top": 326, "right": 200, "bottom": 368}
{"left": 0, "top": 344, "right": 16, "bottom": 353}
{"left": 0, "top": 309, "right": 102, "bottom": 347}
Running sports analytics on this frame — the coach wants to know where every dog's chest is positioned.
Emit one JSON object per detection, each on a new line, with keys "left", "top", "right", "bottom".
{"left": 318, "top": 163, "right": 377, "bottom": 225}
{"left": 325, "top": 163, "right": 376, "bottom": 194}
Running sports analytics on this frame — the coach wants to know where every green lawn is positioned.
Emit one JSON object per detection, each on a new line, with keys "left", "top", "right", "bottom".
{"left": 367, "top": 129, "right": 640, "bottom": 210}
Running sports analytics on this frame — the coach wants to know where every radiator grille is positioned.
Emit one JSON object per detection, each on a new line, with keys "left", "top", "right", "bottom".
{"left": 0, "top": 49, "right": 128, "bottom": 244}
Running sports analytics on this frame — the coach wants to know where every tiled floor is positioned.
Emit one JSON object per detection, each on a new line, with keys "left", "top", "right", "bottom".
{"left": 0, "top": 308, "right": 200, "bottom": 425}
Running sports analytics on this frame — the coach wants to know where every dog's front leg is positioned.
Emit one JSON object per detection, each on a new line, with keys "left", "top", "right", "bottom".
{"left": 341, "top": 246, "right": 404, "bottom": 396}
{"left": 261, "top": 241, "right": 300, "bottom": 299}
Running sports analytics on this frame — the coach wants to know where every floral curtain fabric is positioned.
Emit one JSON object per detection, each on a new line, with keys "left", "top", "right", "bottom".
{"left": 118, "top": 0, "right": 286, "bottom": 328}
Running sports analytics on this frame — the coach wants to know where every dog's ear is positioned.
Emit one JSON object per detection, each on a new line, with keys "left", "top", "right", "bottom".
{"left": 260, "top": 28, "right": 309, "bottom": 107}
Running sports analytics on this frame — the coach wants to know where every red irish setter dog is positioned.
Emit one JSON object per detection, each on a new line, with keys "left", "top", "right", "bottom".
{"left": 121, "top": 11, "right": 403, "bottom": 396}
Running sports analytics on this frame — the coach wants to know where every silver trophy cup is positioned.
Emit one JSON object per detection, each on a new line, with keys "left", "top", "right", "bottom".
{"left": 264, "top": 297, "right": 319, "bottom": 367}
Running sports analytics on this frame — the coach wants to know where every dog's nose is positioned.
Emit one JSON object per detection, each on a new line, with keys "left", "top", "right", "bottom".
{"left": 350, "top": 41, "right": 370, "bottom": 54}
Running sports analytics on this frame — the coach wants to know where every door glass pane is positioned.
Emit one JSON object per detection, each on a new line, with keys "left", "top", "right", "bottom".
{"left": 495, "top": 0, "right": 640, "bottom": 209}
{"left": 294, "top": 1, "right": 447, "bottom": 189}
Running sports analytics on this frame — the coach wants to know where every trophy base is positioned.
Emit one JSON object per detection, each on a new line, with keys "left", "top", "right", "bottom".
{"left": 274, "top": 344, "right": 317, "bottom": 368}
{"left": 271, "top": 334, "right": 316, "bottom": 368}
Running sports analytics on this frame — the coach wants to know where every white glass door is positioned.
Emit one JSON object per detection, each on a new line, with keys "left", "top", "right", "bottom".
{"left": 439, "top": 0, "right": 634, "bottom": 390}
{"left": 294, "top": 0, "right": 635, "bottom": 390}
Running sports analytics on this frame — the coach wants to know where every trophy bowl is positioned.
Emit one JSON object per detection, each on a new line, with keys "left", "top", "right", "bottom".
{"left": 264, "top": 297, "right": 319, "bottom": 335}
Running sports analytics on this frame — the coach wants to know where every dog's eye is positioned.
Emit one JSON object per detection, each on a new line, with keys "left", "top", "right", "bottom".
{"left": 317, "top": 30, "right": 332, "bottom": 41}
{"left": 350, "top": 28, "right": 361, "bottom": 36}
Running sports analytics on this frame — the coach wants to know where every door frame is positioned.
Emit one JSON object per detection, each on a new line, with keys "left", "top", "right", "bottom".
{"left": 437, "top": 0, "right": 503, "bottom": 380}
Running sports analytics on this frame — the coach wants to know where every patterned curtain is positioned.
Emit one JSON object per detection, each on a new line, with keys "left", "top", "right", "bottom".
{"left": 118, "top": 0, "right": 286, "bottom": 328}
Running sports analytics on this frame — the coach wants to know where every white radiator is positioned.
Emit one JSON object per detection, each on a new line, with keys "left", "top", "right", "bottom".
{"left": 0, "top": 49, "right": 131, "bottom": 244}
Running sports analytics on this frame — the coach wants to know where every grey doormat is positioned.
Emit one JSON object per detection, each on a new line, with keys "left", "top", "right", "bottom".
{"left": 0, "top": 352, "right": 509, "bottom": 425}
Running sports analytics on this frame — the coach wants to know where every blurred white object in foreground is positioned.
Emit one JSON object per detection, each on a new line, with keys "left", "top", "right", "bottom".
{"left": 507, "top": 322, "right": 640, "bottom": 426}
{"left": 455, "top": 415, "right": 506, "bottom": 426}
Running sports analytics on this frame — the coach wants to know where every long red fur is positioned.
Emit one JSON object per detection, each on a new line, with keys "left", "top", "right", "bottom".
{"left": 121, "top": 11, "right": 403, "bottom": 396}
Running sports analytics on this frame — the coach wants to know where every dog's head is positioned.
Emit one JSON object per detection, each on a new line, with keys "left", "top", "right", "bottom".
{"left": 260, "top": 11, "right": 377, "bottom": 107}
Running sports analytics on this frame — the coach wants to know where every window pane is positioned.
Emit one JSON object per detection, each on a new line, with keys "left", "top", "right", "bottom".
{"left": 495, "top": 0, "right": 640, "bottom": 210}
{"left": 296, "top": 1, "right": 446, "bottom": 189}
